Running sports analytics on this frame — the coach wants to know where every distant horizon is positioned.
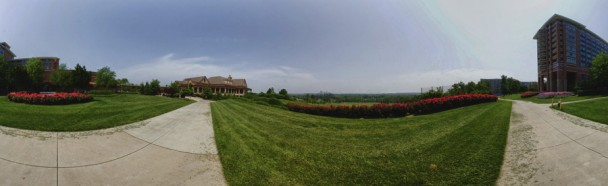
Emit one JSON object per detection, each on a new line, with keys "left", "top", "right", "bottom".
{"left": 2, "top": 1, "right": 607, "bottom": 93}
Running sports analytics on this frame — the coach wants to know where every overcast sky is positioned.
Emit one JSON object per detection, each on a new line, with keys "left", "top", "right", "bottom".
{"left": 2, "top": 0, "right": 607, "bottom": 93}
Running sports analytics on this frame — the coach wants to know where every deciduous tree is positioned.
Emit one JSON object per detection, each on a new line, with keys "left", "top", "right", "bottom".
{"left": 95, "top": 66, "right": 117, "bottom": 89}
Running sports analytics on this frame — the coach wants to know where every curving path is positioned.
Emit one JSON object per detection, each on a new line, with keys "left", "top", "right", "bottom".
{"left": 0, "top": 97, "right": 226, "bottom": 185}
{"left": 498, "top": 100, "right": 608, "bottom": 185}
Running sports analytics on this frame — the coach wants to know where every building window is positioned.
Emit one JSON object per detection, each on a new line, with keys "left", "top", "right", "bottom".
{"left": 566, "top": 52, "right": 576, "bottom": 58}
{"left": 567, "top": 57, "right": 576, "bottom": 64}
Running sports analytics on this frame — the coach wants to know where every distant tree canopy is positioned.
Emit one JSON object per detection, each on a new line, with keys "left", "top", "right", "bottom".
{"left": 95, "top": 66, "right": 117, "bottom": 89}
{"left": 500, "top": 75, "right": 527, "bottom": 95}
{"left": 447, "top": 80, "right": 491, "bottom": 96}
{"left": 139, "top": 79, "right": 161, "bottom": 95}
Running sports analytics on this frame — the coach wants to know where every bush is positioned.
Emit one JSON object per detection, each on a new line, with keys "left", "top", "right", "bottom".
{"left": 537, "top": 92, "right": 574, "bottom": 99}
{"left": 8, "top": 92, "right": 93, "bottom": 105}
{"left": 520, "top": 91, "right": 539, "bottom": 98}
{"left": 287, "top": 94, "right": 498, "bottom": 118}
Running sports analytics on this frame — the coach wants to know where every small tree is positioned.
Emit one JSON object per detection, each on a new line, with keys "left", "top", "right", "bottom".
{"left": 117, "top": 78, "right": 130, "bottom": 92}
{"left": 266, "top": 88, "right": 276, "bottom": 96}
{"left": 278, "top": 88, "right": 289, "bottom": 99}
{"left": 95, "top": 66, "right": 117, "bottom": 89}
{"left": 203, "top": 87, "right": 213, "bottom": 99}
{"left": 50, "top": 64, "right": 73, "bottom": 91}
{"left": 72, "top": 64, "right": 91, "bottom": 91}
{"left": 25, "top": 58, "right": 44, "bottom": 91}
{"left": 150, "top": 79, "right": 161, "bottom": 95}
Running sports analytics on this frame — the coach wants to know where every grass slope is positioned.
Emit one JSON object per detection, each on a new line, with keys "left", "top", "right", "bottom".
{"left": 212, "top": 99, "right": 512, "bottom": 185}
{"left": 0, "top": 94, "right": 192, "bottom": 131}
{"left": 502, "top": 94, "right": 606, "bottom": 104}
{"left": 559, "top": 97, "right": 608, "bottom": 124}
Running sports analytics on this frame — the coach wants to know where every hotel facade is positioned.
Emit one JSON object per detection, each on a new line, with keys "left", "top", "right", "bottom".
{"left": 177, "top": 75, "right": 249, "bottom": 96}
{"left": 534, "top": 14, "right": 608, "bottom": 92}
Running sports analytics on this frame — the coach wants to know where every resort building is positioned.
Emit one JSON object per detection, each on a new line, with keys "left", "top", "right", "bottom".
{"left": 534, "top": 14, "right": 608, "bottom": 92}
{"left": 177, "top": 75, "right": 250, "bottom": 96}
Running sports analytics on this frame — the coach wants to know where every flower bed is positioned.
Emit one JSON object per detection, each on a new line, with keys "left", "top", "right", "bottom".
{"left": 537, "top": 92, "right": 574, "bottom": 99}
{"left": 287, "top": 94, "right": 498, "bottom": 118}
{"left": 7, "top": 92, "right": 93, "bottom": 105}
{"left": 520, "top": 91, "right": 539, "bottom": 98}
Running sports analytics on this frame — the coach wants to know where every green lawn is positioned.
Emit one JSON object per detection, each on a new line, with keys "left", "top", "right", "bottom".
{"left": 559, "top": 97, "right": 608, "bottom": 124}
{"left": 212, "top": 99, "right": 512, "bottom": 185}
{"left": 0, "top": 94, "right": 193, "bottom": 131}
{"left": 501, "top": 94, "right": 606, "bottom": 104}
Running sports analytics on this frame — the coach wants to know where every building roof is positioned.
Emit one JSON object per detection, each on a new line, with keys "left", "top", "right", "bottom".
{"left": 180, "top": 75, "right": 247, "bottom": 88}
{"left": 184, "top": 76, "right": 207, "bottom": 83}
{"left": 207, "top": 76, "right": 228, "bottom": 85}
{"left": 533, "top": 14, "right": 608, "bottom": 45}
{"left": 232, "top": 79, "right": 247, "bottom": 87}
{"left": 0, "top": 42, "right": 16, "bottom": 58}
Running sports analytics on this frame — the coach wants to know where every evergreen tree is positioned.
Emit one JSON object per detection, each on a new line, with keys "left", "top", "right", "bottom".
{"left": 72, "top": 64, "right": 91, "bottom": 91}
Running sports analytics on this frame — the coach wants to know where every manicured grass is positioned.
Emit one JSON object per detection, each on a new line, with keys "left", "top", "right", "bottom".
{"left": 559, "top": 97, "right": 608, "bottom": 124}
{"left": 212, "top": 99, "right": 512, "bottom": 185}
{"left": 0, "top": 94, "right": 193, "bottom": 131}
{"left": 502, "top": 94, "right": 606, "bottom": 104}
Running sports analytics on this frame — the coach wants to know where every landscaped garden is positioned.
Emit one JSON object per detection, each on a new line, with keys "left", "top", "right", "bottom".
{"left": 557, "top": 97, "right": 608, "bottom": 125}
{"left": 212, "top": 98, "right": 512, "bottom": 185}
{"left": 0, "top": 94, "right": 193, "bottom": 131}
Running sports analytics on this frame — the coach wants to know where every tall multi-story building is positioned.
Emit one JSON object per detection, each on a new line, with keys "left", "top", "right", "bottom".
{"left": 534, "top": 14, "right": 608, "bottom": 92}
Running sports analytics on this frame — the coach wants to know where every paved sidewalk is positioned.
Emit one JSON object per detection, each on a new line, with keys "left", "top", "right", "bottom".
{"left": 0, "top": 98, "right": 226, "bottom": 186}
{"left": 498, "top": 100, "right": 608, "bottom": 185}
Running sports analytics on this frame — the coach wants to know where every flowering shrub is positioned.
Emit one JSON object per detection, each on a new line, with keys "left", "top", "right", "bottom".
{"left": 520, "top": 91, "right": 539, "bottom": 98}
{"left": 7, "top": 92, "right": 93, "bottom": 105}
{"left": 287, "top": 94, "right": 498, "bottom": 118}
{"left": 537, "top": 92, "right": 574, "bottom": 99}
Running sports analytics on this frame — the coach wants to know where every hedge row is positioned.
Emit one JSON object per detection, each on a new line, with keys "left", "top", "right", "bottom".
{"left": 8, "top": 92, "right": 93, "bottom": 105}
{"left": 287, "top": 94, "right": 498, "bottom": 118}
{"left": 520, "top": 91, "right": 539, "bottom": 98}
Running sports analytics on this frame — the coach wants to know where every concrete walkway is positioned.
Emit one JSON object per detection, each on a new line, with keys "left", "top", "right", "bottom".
{"left": 498, "top": 100, "right": 608, "bottom": 185}
{"left": 0, "top": 98, "right": 226, "bottom": 185}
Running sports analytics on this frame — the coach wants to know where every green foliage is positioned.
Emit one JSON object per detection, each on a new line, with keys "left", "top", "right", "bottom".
{"left": 213, "top": 99, "right": 512, "bottom": 185}
{"left": 50, "top": 64, "right": 73, "bottom": 92}
{"left": 72, "top": 64, "right": 91, "bottom": 91}
{"left": 266, "top": 87, "right": 276, "bottom": 95}
{"left": 25, "top": 58, "right": 44, "bottom": 90}
{"left": 95, "top": 66, "right": 117, "bottom": 89}
{"left": 139, "top": 79, "right": 161, "bottom": 95}
{"left": 500, "top": 75, "right": 524, "bottom": 95}
{"left": 150, "top": 79, "right": 161, "bottom": 95}
{"left": 202, "top": 87, "right": 213, "bottom": 99}
{"left": 448, "top": 81, "right": 492, "bottom": 95}
{"left": 421, "top": 87, "right": 444, "bottom": 99}
{"left": 590, "top": 52, "right": 608, "bottom": 88}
